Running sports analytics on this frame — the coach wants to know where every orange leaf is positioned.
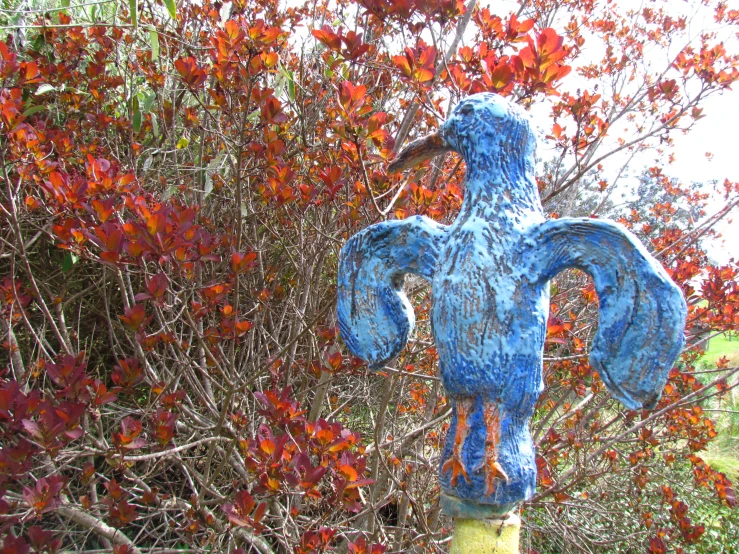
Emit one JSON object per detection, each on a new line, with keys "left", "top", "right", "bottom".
{"left": 415, "top": 68, "right": 435, "bottom": 83}
{"left": 518, "top": 45, "right": 536, "bottom": 68}
{"left": 489, "top": 64, "right": 513, "bottom": 89}
{"left": 339, "top": 464, "right": 358, "bottom": 482}
{"left": 261, "top": 52, "right": 278, "bottom": 68}
{"left": 231, "top": 252, "right": 258, "bottom": 273}
{"left": 312, "top": 26, "right": 341, "bottom": 51}
{"left": 260, "top": 439, "right": 276, "bottom": 455}
{"left": 537, "top": 28, "right": 564, "bottom": 57}
{"left": 516, "top": 17, "right": 535, "bottom": 34}
{"left": 392, "top": 54, "right": 413, "bottom": 78}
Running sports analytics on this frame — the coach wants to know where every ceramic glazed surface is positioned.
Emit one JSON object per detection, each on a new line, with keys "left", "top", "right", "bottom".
{"left": 337, "top": 93, "right": 687, "bottom": 517}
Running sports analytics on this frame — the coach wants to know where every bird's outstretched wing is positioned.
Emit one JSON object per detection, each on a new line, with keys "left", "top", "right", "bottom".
{"left": 338, "top": 215, "right": 447, "bottom": 369}
{"left": 523, "top": 218, "right": 687, "bottom": 410}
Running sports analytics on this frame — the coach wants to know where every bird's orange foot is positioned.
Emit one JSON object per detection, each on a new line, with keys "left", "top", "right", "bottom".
{"left": 442, "top": 453, "right": 470, "bottom": 486}
{"left": 475, "top": 456, "right": 509, "bottom": 496}
{"left": 475, "top": 401, "right": 509, "bottom": 496}
{"left": 443, "top": 397, "right": 474, "bottom": 487}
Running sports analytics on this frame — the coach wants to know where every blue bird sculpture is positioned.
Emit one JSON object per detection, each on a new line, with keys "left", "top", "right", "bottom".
{"left": 337, "top": 93, "right": 687, "bottom": 518}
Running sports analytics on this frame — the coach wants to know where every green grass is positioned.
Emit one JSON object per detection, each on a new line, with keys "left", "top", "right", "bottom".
{"left": 697, "top": 333, "right": 739, "bottom": 369}
{"left": 703, "top": 450, "right": 739, "bottom": 482}
{"left": 694, "top": 333, "right": 739, "bottom": 487}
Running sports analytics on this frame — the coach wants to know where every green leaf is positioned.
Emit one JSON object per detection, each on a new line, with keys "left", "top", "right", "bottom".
{"left": 31, "top": 34, "right": 45, "bottom": 52}
{"left": 278, "top": 64, "right": 296, "bottom": 102}
{"left": 149, "top": 27, "right": 159, "bottom": 60}
{"left": 23, "top": 105, "right": 47, "bottom": 116}
{"left": 129, "top": 0, "right": 138, "bottom": 29}
{"left": 163, "top": 0, "right": 176, "bottom": 20}
{"left": 202, "top": 169, "right": 212, "bottom": 196}
{"left": 151, "top": 113, "right": 159, "bottom": 137}
{"left": 35, "top": 84, "right": 56, "bottom": 96}
{"left": 143, "top": 92, "right": 157, "bottom": 113}
{"left": 273, "top": 73, "right": 284, "bottom": 99}
{"left": 61, "top": 0, "right": 70, "bottom": 6}
{"left": 287, "top": 77, "right": 295, "bottom": 102}
{"left": 133, "top": 110, "right": 142, "bottom": 132}
{"left": 62, "top": 252, "right": 79, "bottom": 273}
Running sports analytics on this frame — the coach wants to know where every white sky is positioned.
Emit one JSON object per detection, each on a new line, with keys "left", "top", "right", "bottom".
{"left": 297, "top": 0, "right": 739, "bottom": 263}
{"left": 667, "top": 88, "right": 739, "bottom": 264}
{"left": 482, "top": 0, "right": 739, "bottom": 265}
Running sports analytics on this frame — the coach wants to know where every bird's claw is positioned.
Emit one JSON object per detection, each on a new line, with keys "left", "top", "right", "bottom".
{"left": 442, "top": 454, "right": 470, "bottom": 486}
{"left": 474, "top": 456, "right": 509, "bottom": 496}
{"left": 476, "top": 401, "right": 508, "bottom": 495}
{"left": 443, "top": 397, "right": 474, "bottom": 487}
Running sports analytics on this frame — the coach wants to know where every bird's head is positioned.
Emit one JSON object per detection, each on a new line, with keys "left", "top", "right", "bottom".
{"left": 388, "top": 93, "right": 537, "bottom": 180}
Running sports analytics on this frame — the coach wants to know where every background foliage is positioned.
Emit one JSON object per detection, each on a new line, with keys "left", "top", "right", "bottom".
{"left": 0, "top": 0, "right": 738, "bottom": 552}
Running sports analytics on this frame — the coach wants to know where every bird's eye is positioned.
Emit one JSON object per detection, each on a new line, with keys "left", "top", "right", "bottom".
{"left": 459, "top": 104, "right": 474, "bottom": 116}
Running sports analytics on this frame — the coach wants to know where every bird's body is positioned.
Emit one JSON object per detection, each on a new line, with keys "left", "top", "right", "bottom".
{"left": 337, "top": 93, "right": 687, "bottom": 517}
{"left": 432, "top": 207, "right": 549, "bottom": 510}
{"left": 427, "top": 95, "right": 550, "bottom": 510}
{"left": 433, "top": 185, "right": 546, "bottom": 399}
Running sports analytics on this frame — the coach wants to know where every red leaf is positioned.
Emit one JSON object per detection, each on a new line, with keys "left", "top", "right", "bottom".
{"left": 649, "top": 536, "right": 667, "bottom": 554}
{"left": 326, "top": 351, "right": 343, "bottom": 371}
{"left": 174, "top": 57, "right": 208, "bottom": 88}
{"left": 112, "top": 358, "right": 144, "bottom": 388}
{"left": 20, "top": 61, "right": 42, "bottom": 85}
{"left": 312, "top": 26, "right": 341, "bottom": 51}
{"left": 231, "top": 252, "right": 258, "bottom": 273}
{"left": 26, "top": 526, "right": 61, "bottom": 553}
{"left": 339, "top": 464, "right": 358, "bottom": 482}
{"left": 0, "top": 533, "right": 30, "bottom": 553}
{"left": 348, "top": 537, "right": 369, "bottom": 554}
{"left": 222, "top": 490, "right": 264, "bottom": 530}
{"left": 519, "top": 44, "right": 536, "bottom": 68}
{"left": 537, "top": 28, "right": 564, "bottom": 57}
{"left": 153, "top": 408, "right": 178, "bottom": 446}
{"left": 22, "top": 475, "right": 66, "bottom": 515}
{"left": 392, "top": 54, "right": 412, "bottom": 78}
{"left": 341, "top": 31, "right": 370, "bottom": 60}
{"left": 107, "top": 498, "right": 138, "bottom": 527}
{"left": 119, "top": 305, "right": 149, "bottom": 331}
{"left": 91, "top": 198, "right": 116, "bottom": 222}
{"left": 261, "top": 96, "right": 287, "bottom": 124}
{"left": 234, "top": 319, "right": 252, "bottom": 335}
{"left": 338, "top": 81, "right": 367, "bottom": 116}
{"left": 515, "top": 17, "right": 535, "bottom": 34}
{"left": 116, "top": 416, "right": 143, "bottom": 445}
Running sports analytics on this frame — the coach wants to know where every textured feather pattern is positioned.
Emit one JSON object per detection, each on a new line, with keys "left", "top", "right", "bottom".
{"left": 523, "top": 218, "right": 687, "bottom": 410}
{"left": 337, "top": 216, "right": 447, "bottom": 369}
{"left": 336, "top": 93, "right": 687, "bottom": 518}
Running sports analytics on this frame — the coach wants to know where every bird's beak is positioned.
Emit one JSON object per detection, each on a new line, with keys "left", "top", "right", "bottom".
{"left": 387, "top": 131, "right": 452, "bottom": 173}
